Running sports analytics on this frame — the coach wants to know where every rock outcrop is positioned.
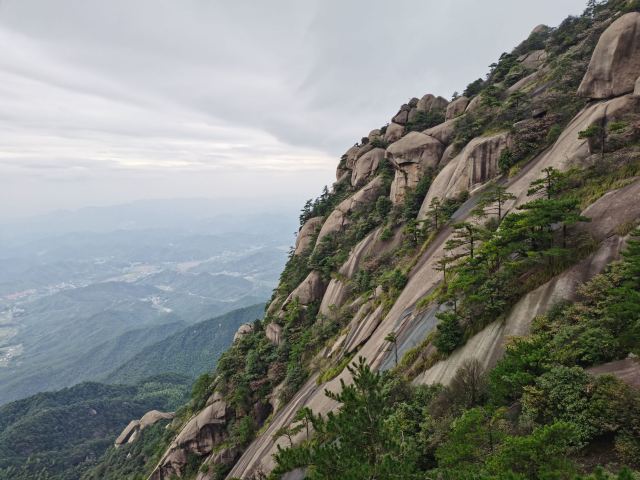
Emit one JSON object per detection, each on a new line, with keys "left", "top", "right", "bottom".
{"left": 265, "top": 322, "right": 283, "bottom": 346}
{"left": 233, "top": 323, "right": 254, "bottom": 342}
{"left": 319, "top": 226, "right": 403, "bottom": 316}
{"left": 416, "top": 93, "right": 449, "bottom": 113}
{"left": 423, "top": 118, "right": 457, "bottom": 145}
{"left": 115, "top": 410, "right": 174, "bottom": 447}
{"left": 351, "top": 148, "right": 384, "bottom": 187}
{"left": 418, "top": 131, "right": 511, "bottom": 218}
{"left": 283, "top": 271, "right": 327, "bottom": 308}
{"left": 387, "top": 132, "right": 444, "bottom": 204}
{"left": 316, "top": 176, "right": 386, "bottom": 243}
{"left": 445, "top": 96, "right": 469, "bottom": 120}
{"left": 578, "top": 12, "right": 640, "bottom": 98}
{"left": 294, "top": 217, "right": 323, "bottom": 255}
{"left": 518, "top": 49, "right": 548, "bottom": 70}
{"left": 384, "top": 122, "right": 404, "bottom": 143}
{"left": 150, "top": 398, "right": 230, "bottom": 479}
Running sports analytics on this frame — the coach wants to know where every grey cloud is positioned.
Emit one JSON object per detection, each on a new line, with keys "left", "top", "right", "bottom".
{"left": 0, "top": 0, "right": 588, "bottom": 219}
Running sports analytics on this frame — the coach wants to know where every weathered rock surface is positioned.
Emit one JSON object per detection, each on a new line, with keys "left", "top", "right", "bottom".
{"left": 384, "top": 122, "right": 404, "bottom": 143}
{"left": 387, "top": 132, "right": 444, "bottom": 204}
{"left": 233, "top": 323, "right": 254, "bottom": 342}
{"left": 342, "top": 303, "right": 385, "bottom": 354}
{"left": 588, "top": 358, "right": 640, "bottom": 388}
{"left": 445, "top": 96, "right": 469, "bottom": 120}
{"left": 319, "top": 226, "right": 403, "bottom": 316}
{"left": 392, "top": 104, "right": 410, "bottom": 125}
{"left": 578, "top": 12, "right": 640, "bottom": 99}
{"left": 417, "top": 93, "right": 449, "bottom": 113}
{"left": 352, "top": 148, "right": 385, "bottom": 187}
{"left": 414, "top": 234, "right": 628, "bottom": 386}
{"left": 294, "top": 217, "right": 323, "bottom": 255}
{"left": 265, "top": 322, "right": 283, "bottom": 346}
{"left": 141, "top": 410, "right": 174, "bottom": 429}
{"left": 518, "top": 49, "right": 548, "bottom": 70}
{"left": 151, "top": 399, "right": 230, "bottom": 480}
{"left": 115, "top": 420, "right": 140, "bottom": 447}
{"left": 387, "top": 132, "right": 444, "bottom": 168}
{"left": 316, "top": 176, "right": 386, "bottom": 243}
{"left": 423, "top": 118, "right": 457, "bottom": 145}
{"left": 283, "top": 271, "right": 327, "bottom": 308}
{"left": 418, "top": 131, "right": 511, "bottom": 219}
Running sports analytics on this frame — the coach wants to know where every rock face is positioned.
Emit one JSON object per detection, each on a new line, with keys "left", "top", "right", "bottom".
{"left": 316, "top": 176, "right": 386, "bottom": 243}
{"left": 265, "top": 322, "right": 283, "bottom": 346}
{"left": 115, "top": 411, "right": 174, "bottom": 447}
{"left": 294, "top": 217, "right": 323, "bottom": 255}
{"left": 578, "top": 12, "right": 640, "bottom": 99}
{"left": 423, "top": 118, "right": 457, "bottom": 145}
{"left": 150, "top": 399, "right": 230, "bottom": 480}
{"left": 351, "top": 148, "right": 384, "bottom": 187}
{"left": 417, "top": 93, "right": 449, "bottom": 113}
{"left": 283, "top": 271, "right": 327, "bottom": 308}
{"left": 319, "top": 226, "right": 403, "bottom": 316}
{"left": 418, "top": 131, "right": 511, "bottom": 218}
{"left": 588, "top": 358, "right": 640, "bottom": 388}
{"left": 518, "top": 49, "right": 548, "bottom": 70}
{"left": 445, "top": 96, "right": 469, "bottom": 120}
{"left": 387, "top": 132, "right": 444, "bottom": 204}
{"left": 384, "top": 122, "right": 404, "bottom": 143}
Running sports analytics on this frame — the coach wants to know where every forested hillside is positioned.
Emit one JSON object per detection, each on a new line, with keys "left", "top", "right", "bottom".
{"left": 106, "top": 304, "right": 265, "bottom": 384}
{"left": 0, "top": 375, "right": 190, "bottom": 480}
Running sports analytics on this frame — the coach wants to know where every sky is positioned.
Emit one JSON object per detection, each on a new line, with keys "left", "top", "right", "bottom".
{"left": 0, "top": 0, "right": 588, "bottom": 221}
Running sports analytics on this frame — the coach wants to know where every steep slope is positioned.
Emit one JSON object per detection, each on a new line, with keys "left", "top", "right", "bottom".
{"left": 90, "top": 2, "right": 640, "bottom": 479}
{"left": 105, "top": 304, "right": 265, "bottom": 384}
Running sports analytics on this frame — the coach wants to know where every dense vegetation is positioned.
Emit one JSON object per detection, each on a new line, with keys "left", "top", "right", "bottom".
{"left": 0, "top": 375, "right": 190, "bottom": 480}
{"left": 272, "top": 231, "right": 640, "bottom": 479}
{"left": 106, "top": 303, "right": 265, "bottom": 384}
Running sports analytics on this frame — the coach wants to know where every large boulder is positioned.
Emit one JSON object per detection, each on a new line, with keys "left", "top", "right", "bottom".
{"left": 116, "top": 410, "right": 175, "bottom": 447}
{"left": 352, "top": 148, "right": 385, "bottom": 187}
{"left": 282, "top": 271, "right": 327, "bottom": 308}
{"left": 140, "top": 410, "right": 174, "bottom": 429}
{"left": 174, "top": 401, "right": 228, "bottom": 455}
{"left": 423, "top": 118, "right": 457, "bottom": 145}
{"left": 234, "top": 323, "right": 254, "bottom": 342}
{"left": 392, "top": 104, "right": 411, "bottom": 125}
{"left": 387, "top": 132, "right": 444, "bottom": 204}
{"left": 445, "top": 96, "right": 469, "bottom": 120}
{"left": 294, "top": 217, "right": 323, "bottom": 255}
{"left": 342, "top": 145, "right": 360, "bottom": 169}
{"left": 578, "top": 12, "right": 640, "bottom": 99}
{"left": 384, "top": 122, "right": 404, "bottom": 143}
{"left": 417, "top": 93, "right": 449, "bottom": 113}
{"left": 418, "top": 131, "right": 511, "bottom": 219}
{"left": 316, "top": 177, "right": 386, "bottom": 243}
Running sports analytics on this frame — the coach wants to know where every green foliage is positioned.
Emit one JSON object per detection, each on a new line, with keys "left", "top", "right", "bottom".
{"left": 272, "top": 358, "right": 423, "bottom": 480}
{"left": 107, "top": 304, "right": 265, "bottom": 385}
{"left": 0, "top": 375, "right": 190, "bottom": 480}
{"left": 405, "top": 110, "right": 445, "bottom": 133}
{"left": 464, "top": 78, "right": 485, "bottom": 98}
{"left": 433, "top": 311, "right": 464, "bottom": 354}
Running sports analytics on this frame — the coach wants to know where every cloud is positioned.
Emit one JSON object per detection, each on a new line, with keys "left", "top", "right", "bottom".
{"left": 0, "top": 0, "right": 588, "bottom": 219}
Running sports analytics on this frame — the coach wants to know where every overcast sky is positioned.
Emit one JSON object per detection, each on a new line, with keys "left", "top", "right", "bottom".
{"left": 0, "top": 0, "right": 588, "bottom": 220}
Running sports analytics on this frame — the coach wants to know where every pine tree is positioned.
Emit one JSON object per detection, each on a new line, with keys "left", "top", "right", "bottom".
{"left": 473, "top": 185, "right": 516, "bottom": 222}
